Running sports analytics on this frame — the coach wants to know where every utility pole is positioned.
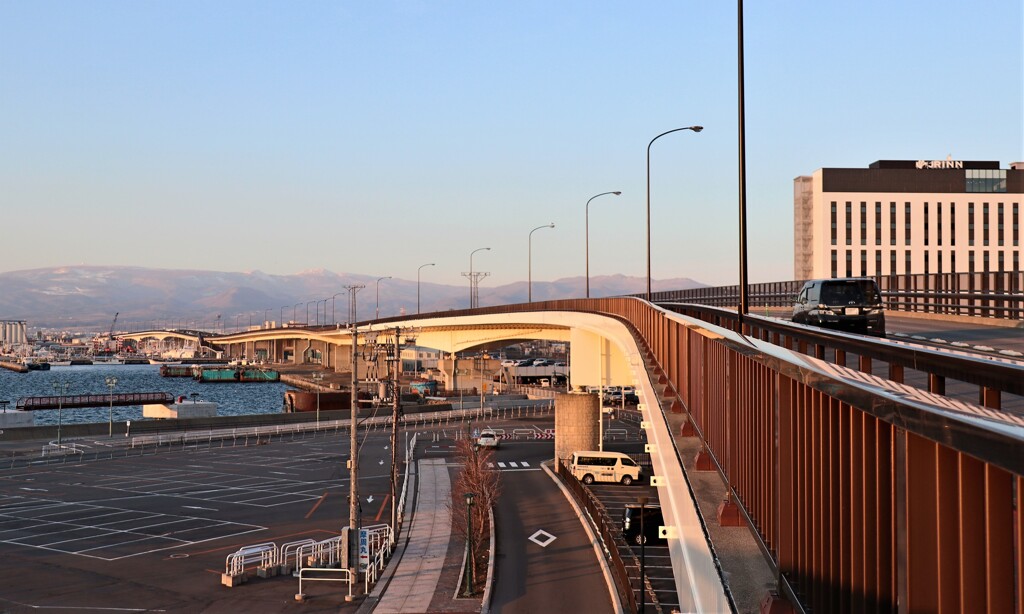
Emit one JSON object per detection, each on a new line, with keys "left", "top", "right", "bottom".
{"left": 344, "top": 283, "right": 364, "bottom": 600}
{"left": 390, "top": 327, "right": 401, "bottom": 534}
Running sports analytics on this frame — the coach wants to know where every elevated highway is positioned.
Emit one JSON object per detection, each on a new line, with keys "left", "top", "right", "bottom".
{"left": 120, "top": 297, "right": 1023, "bottom": 612}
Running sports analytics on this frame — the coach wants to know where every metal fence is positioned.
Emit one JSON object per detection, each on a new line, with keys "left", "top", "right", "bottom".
{"left": 645, "top": 271, "right": 1023, "bottom": 319}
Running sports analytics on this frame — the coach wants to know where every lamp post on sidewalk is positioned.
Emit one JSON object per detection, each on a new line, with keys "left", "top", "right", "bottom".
{"left": 646, "top": 125, "right": 703, "bottom": 301}
{"left": 104, "top": 376, "right": 118, "bottom": 437}
{"left": 585, "top": 191, "right": 621, "bottom": 298}
{"left": 638, "top": 495, "right": 649, "bottom": 613}
{"left": 462, "top": 492, "right": 477, "bottom": 597}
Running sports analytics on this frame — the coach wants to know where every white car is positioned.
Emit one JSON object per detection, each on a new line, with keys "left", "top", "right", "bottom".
{"left": 500, "top": 359, "right": 518, "bottom": 367}
{"left": 476, "top": 430, "right": 500, "bottom": 449}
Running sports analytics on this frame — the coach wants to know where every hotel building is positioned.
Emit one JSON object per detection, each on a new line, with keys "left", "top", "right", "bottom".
{"left": 794, "top": 159, "right": 1022, "bottom": 280}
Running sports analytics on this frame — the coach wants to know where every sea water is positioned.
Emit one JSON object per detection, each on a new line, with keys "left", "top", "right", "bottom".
{"left": 0, "top": 364, "right": 287, "bottom": 426}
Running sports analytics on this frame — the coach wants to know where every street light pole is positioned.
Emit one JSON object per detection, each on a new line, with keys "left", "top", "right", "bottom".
{"left": 331, "top": 291, "right": 347, "bottom": 325}
{"left": 293, "top": 302, "right": 301, "bottom": 324}
{"left": 737, "top": 0, "right": 750, "bottom": 330}
{"left": 528, "top": 223, "right": 555, "bottom": 303}
{"left": 463, "top": 492, "right": 476, "bottom": 596}
{"left": 280, "top": 305, "right": 287, "bottom": 327}
{"left": 638, "top": 495, "right": 649, "bottom": 613}
{"left": 375, "top": 276, "right": 392, "bottom": 320}
{"left": 585, "top": 192, "right": 621, "bottom": 298}
{"left": 344, "top": 284, "right": 365, "bottom": 600}
{"left": 468, "top": 247, "right": 491, "bottom": 308}
{"left": 52, "top": 381, "right": 70, "bottom": 446}
{"left": 417, "top": 263, "right": 435, "bottom": 314}
{"left": 646, "top": 125, "right": 703, "bottom": 301}
{"left": 105, "top": 376, "right": 118, "bottom": 437}
{"left": 311, "top": 371, "right": 323, "bottom": 428}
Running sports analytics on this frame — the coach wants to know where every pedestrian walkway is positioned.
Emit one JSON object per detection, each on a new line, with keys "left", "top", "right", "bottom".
{"left": 374, "top": 458, "right": 452, "bottom": 613}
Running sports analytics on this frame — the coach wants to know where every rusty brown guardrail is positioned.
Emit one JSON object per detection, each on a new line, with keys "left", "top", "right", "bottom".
{"left": 376, "top": 296, "right": 1023, "bottom": 613}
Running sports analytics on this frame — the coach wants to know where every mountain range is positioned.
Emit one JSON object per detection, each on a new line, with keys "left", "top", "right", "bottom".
{"left": 0, "top": 266, "right": 705, "bottom": 330}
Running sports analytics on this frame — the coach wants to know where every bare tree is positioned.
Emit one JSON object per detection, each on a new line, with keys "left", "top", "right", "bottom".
{"left": 449, "top": 437, "right": 501, "bottom": 583}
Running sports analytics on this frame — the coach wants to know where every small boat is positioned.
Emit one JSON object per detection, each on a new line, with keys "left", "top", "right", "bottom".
{"left": 49, "top": 360, "right": 72, "bottom": 367}
{"left": 92, "top": 357, "right": 124, "bottom": 365}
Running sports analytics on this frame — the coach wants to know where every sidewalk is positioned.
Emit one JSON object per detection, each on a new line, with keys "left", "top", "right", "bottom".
{"left": 372, "top": 458, "right": 455, "bottom": 613}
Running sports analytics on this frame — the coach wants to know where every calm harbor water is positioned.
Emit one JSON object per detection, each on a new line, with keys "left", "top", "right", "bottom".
{"left": 0, "top": 364, "right": 288, "bottom": 426}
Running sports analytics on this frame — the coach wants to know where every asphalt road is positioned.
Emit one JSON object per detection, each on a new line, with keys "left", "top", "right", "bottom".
{"left": 489, "top": 439, "right": 614, "bottom": 614}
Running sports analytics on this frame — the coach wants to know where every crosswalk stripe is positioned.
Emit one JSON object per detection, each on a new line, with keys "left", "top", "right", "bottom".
{"left": 521, "top": 461, "right": 530, "bottom": 467}
{"left": 508, "top": 461, "right": 519, "bottom": 468}
{"left": 498, "top": 462, "right": 506, "bottom": 468}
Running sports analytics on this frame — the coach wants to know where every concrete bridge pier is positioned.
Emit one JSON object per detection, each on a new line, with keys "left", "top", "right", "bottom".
{"left": 554, "top": 391, "right": 600, "bottom": 472}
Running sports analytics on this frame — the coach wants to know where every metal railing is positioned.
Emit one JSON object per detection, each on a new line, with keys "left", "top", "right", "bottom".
{"left": 644, "top": 271, "right": 1023, "bottom": 319}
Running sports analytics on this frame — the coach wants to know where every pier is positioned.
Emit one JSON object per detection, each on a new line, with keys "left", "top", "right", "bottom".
{"left": 16, "top": 392, "right": 174, "bottom": 410}
{"left": 0, "top": 361, "right": 28, "bottom": 373}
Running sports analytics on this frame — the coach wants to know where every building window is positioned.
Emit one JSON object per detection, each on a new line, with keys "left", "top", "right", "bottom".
{"left": 924, "top": 202, "right": 930, "bottom": 246}
{"left": 905, "top": 251, "right": 912, "bottom": 275}
{"left": 966, "top": 169, "right": 1007, "bottom": 192}
{"left": 936, "top": 202, "right": 942, "bottom": 246}
{"left": 969, "top": 251, "right": 975, "bottom": 273}
{"left": 904, "top": 202, "right": 912, "bottom": 245}
{"left": 860, "top": 250, "right": 867, "bottom": 276}
{"left": 890, "top": 250, "right": 897, "bottom": 275}
{"left": 968, "top": 203, "right": 975, "bottom": 246}
{"left": 845, "top": 251, "right": 852, "bottom": 277}
{"left": 831, "top": 250, "right": 837, "bottom": 278}
{"left": 998, "top": 251, "right": 1005, "bottom": 272}
{"left": 951, "top": 251, "right": 956, "bottom": 273}
{"left": 830, "top": 202, "right": 837, "bottom": 246}
{"left": 1014, "top": 203, "right": 1019, "bottom": 246}
{"left": 846, "top": 202, "right": 852, "bottom": 246}
{"left": 983, "top": 251, "right": 990, "bottom": 272}
{"left": 860, "top": 202, "right": 867, "bottom": 246}
{"left": 983, "top": 203, "right": 990, "bottom": 246}
{"left": 875, "top": 250, "right": 881, "bottom": 275}
{"left": 875, "top": 202, "right": 882, "bottom": 246}
{"left": 950, "top": 203, "right": 956, "bottom": 246}
{"left": 889, "top": 202, "right": 897, "bottom": 246}
{"left": 924, "top": 251, "right": 929, "bottom": 275}
{"left": 1014, "top": 251, "right": 1019, "bottom": 272}
{"left": 937, "top": 251, "right": 942, "bottom": 275}
{"left": 997, "top": 203, "right": 1004, "bottom": 246}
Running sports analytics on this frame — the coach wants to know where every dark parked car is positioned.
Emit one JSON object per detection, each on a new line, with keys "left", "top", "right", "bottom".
{"left": 622, "top": 503, "right": 665, "bottom": 545}
{"left": 792, "top": 278, "right": 886, "bottom": 337}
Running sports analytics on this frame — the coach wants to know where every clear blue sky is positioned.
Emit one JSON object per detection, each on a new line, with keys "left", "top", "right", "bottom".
{"left": 2, "top": 1, "right": 1021, "bottom": 287}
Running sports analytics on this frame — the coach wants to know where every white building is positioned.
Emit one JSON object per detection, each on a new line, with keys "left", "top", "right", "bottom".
{"left": 794, "top": 159, "right": 1022, "bottom": 279}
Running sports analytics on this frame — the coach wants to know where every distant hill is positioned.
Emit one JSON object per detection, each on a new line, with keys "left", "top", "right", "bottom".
{"left": 0, "top": 266, "right": 706, "bottom": 330}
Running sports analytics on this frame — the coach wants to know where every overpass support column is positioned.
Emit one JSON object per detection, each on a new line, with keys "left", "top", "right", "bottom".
{"left": 554, "top": 392, "right": 600, "bottom": 471}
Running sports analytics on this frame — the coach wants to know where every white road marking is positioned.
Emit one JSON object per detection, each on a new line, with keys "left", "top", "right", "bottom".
{"left": 182, "top": 505, "right": 218, "bottom": 511}
{"left": 528, "top": 529, "right": 557, "bottom": 548}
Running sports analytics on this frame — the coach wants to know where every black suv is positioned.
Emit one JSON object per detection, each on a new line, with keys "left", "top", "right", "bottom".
{"left": 622, "top": 504, "right": 665, "bottom": 545}
{"left": 792, "top": 278, "right": 886, "bottom": 337}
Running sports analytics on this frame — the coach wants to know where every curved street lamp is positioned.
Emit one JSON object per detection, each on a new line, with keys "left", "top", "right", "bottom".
{"left": 306, "top": 300, "right": 316, "bottom": 327}
{"left": 646, "top": 125, "right": 703, "bottom": 301}
{"left": 585, "top": 191, "right": 621, "bottom": 298}
{"left": 280, "top": 305, "right": 288, "bottom": 327}
{"left": 469, "top": 247, "right": 491, "bottom": 308}
{"left": 375, "top": 276, "right": 392, "bottom": 320}
{"left": 293, "top": 302, "right": 302, "bottom": 323}
{"left": 331, "top": 291, "right": 347, "bottom": 325}
{"left": 52, "top": 381, "right": 70, "bottom": 445}
{"left": 528, "top": 223, "right": 555, "bottom": 303}
{"left": 417, "top": 263, "right": 435, "bottom": 314}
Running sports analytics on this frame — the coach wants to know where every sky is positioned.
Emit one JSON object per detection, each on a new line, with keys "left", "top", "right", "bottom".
{"left": 1, "top": 1, "right": 1021, "bottom": 288}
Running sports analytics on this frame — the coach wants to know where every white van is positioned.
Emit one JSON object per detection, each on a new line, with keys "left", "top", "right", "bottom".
{"left": 570, "top": 451, "right": 641, "bottom": 485}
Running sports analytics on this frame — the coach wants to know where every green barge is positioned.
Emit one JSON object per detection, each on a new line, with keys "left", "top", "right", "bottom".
{"left": 195, "top": 366, "right": 280, "bottom": 383}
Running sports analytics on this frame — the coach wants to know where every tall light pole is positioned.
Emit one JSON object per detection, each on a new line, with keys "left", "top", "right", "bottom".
{"left": 585, "top": 192, "right": 621, "bottom": 298}
{"left": 375, "top": 276, "right": 391, "bottom": 320}
{"left": 52, "top": 381, "right": 70, "bottom": 446}
{"left": 466, "top": 247, "right": 491, "bottom": 308}
{"left": 280, "top": 305, "right": 288, "bottom": 327}
{"left": 306, "top": 301, "right": 316, "bottom": 326}
{"left": 105, "top": 376, "right": 118, "bottom": 437}
{"left": 311, "top": 371, "right": 323, "bottom": 428}
{"left": 293, "top": 302, "right": 302, "bottom": 323}
{"left": 528, "top": 223, "right": 555, "bottom": 303}
{"left": 263, "top": 308, "right": 271, "bottom": 327}
{"left": 737, "top": 0, "right": 750, "bottom": 329}
{"left": 638, "top": 495, "right": 649, "bottom": 613}
{"left": 463, "top": 492, "right": 476, "bottom": 596}
{"left": 331, "top": 291, "right": 347, "bottom": 325}
{"left": 417, "top": 263, "right": 435, "bottom": 314}
{"left": 646, "top": 125, "right": 703, "bottom": 301}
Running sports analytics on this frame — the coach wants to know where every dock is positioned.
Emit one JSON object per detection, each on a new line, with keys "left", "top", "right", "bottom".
{"left": 16, "top": 392, "right": 174, "bottom": 410}
{"left": 0, "top": 361, "right": 28, "bottom": 373}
